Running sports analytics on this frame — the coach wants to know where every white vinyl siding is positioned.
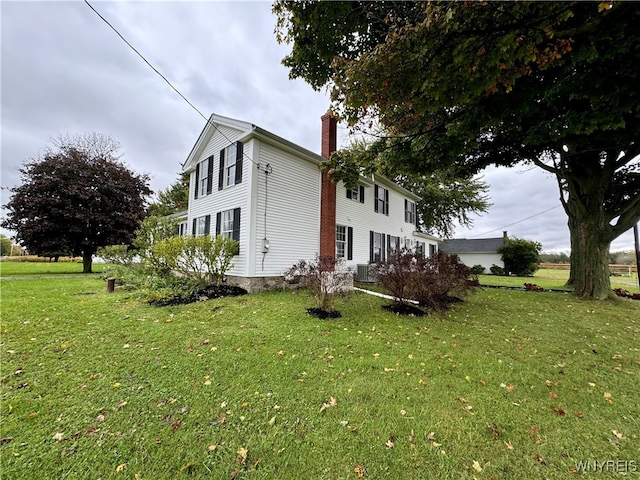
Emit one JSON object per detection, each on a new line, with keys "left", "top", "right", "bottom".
{"left": 251, "top": 141, "right": 321, "bottom": 276}
{"left": 187, "top": 127, "right": 251, "bottom": 276}
{"left": 336, "top": 180, "right": 439, "bottom": 269}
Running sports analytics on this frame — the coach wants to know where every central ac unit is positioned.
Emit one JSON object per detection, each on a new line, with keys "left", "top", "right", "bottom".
{"left": 356, "top": 264, "right": 377, "bottom": 283}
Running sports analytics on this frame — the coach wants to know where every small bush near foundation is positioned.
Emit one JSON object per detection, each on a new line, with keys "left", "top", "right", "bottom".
{"left": 377, "top": 250, "right": 472, "bottom": 313}
{"left": 283, "top": 256, "right": 352, "bottom": 315}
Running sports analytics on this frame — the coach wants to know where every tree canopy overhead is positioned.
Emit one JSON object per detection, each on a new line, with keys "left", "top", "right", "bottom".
{"left": 275, "top": 1, "right": 640, "bottom": 299}
{"left": 2, "top": 133, "right": 152, "bottom": 272}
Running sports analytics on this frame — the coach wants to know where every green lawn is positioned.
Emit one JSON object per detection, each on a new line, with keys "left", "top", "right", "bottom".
{"left": 1, "top": 275, "right": 639, "bottom": 479}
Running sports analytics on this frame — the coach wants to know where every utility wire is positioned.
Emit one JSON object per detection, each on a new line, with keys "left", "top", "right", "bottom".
{"left": 468, "top": 205, "right": 562, "bottom": 238}
{"left": 84, "top": 0, "right": 260, "bottom": 167}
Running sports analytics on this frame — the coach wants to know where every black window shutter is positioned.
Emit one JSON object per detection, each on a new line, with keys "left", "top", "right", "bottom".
{"left": 235, "top": 142, "right": 243, "bottom": 185}
{"left": 192, "top": 218, "right": 197, "bottom": 236}
{"left": 194, "top": 166, "right": 200, "bottom": 199}
{"left": 359, "top": 185, "right": 365, "bottom": 203}
{"left": 404, "top": 199, "right": 408, "bottom": 223}
{"left": 374, "top": 185, "right": 379, "bottom": 212}
{"left": 215, "top": 212, "right": 221, "bottom": 236}
{"left": 218, "top": 149, "right": 225, "bottom": 190}
{"left": 347, "top": 226, "right": 353, "bottom": 260}
{"left": 232, "top": 208, "right": 241, "bottom": 255}
{"left": 206, "top": 156, "right": 214, "bottom": 195}
{"left": 384, "top": 189, "right": 389, "bottom": 215}
{"left": 369, "top": 231, "right": 374, "bottom": 263}
{"left": 346, "top": 188, "right": 352, "bottom": 200}
{"left": 204, "top": 215, "right": 211, "bottom": 235}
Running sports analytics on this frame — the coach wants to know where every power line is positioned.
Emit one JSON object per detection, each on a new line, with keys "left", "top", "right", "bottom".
{"left": 468, "top": 205, "right": 562, "bottom": 238}
{"left": 83, "top": 0, "right": 260, "bottom": 167}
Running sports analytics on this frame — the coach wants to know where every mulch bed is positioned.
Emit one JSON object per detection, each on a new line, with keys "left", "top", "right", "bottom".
{"left": 148, "top": 285, "right": 247, "bottom": 307}
{"left": 382, "top": 303, "right": 425, "bottom": 316}
{"left": 306, "top": 308, "right": 342, "bottom": 319}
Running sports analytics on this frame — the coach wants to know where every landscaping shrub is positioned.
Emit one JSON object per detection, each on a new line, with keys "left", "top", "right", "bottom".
{"left": 377, "top": 250, "right": 472, "bottom": 312}
{"left": 150, "top": 235, "right": 238, "bottom": 287}
{"left": 283, "top": 256, "right": 352, "bottom": 315}
{"left": 497, "top": 237, "right": 542, "bottom": 276}
{"left": 490, "top": 264, "right": 506, "bottom": 276}
{"left": 470, "top": 264, "right": 485, "bottom": 275}
{"left": 100, "top": 216, "right": 239, "bottom": 304}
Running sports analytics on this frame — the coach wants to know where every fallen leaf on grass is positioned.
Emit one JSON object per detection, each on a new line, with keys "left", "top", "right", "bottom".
{"left": 385, "top": 439, "right": 394, "bottom": 448}
{"left": 533, "top": 454, "right": 546, "bottom": 465}
{"left": 506, "top": 385, "right": 515, "bottom": 392}
{"left": 427, "top": 431, "right": 436, "bottom": 441}
{"left": 53, "top": 432, "right": 64, "bottom": 442}
{"left": 320, "top": 397, "right": 337, "bottom": 412}
{"left": 487, "top": 424, "right": 500, "bottom": 437}
{"left": 116, "top": 401, "right": 127, "bottom": 409}
{"left": 354, "top": 464, "right": 367, "bottom": 477}
{"left": 0, "top": 437, "right": 14, "bottom": 446}
{"left": 504, "top": 441, "right": 514, "bottom": 450}
{"left": 612, "top": 430, "right": 623, "bottom": 439}
{"left": 115, "top": 463, "right": 127, "bottom": 473}
{"left": 553, "top": 407, "right": 566, "bottom": 415}
{"left": 472, "top": 460, "right": 483, "bottom": 472}
{"left": 236, "top": 447, "right": 248, "bottom": 467}
{"left": 171, "top": 420, "right": 182, "bottom": 431}
{"left": 604, "top": 392, "right": 613, "bottom": 404}
{"left": 550, "top": 392, "right": 558, "bottom": 398}
{"left": 574, "top": 412, "right": 584, "bottom": 418}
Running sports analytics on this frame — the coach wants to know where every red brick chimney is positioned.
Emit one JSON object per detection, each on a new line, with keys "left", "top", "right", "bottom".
{"left": 319, "top": 112, "right": 337, "bottom": 258}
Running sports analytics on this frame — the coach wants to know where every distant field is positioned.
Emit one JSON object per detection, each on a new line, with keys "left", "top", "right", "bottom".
{"left": 479, "top": 269, "right": 639, "bottom": 294}
{"left": 0, "top": 261, "right": 109, "bottom": 276}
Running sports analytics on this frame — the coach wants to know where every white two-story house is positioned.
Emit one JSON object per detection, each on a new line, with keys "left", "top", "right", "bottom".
{"left": 181, "top": 112, "right": 439, "bottom": 292}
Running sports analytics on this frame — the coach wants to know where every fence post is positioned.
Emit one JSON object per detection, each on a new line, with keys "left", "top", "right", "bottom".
{"left": 634, "top": 224, "right": 640, "bottom": 290}
{"left": 107, "top": 277, "right": 115, "bottom": 293}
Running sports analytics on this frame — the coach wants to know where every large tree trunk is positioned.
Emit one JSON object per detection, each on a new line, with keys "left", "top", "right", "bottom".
{"left": 82, "top": 249, "right": 93, "bottom": 274}
{"left": 561, "top": 154, "right": 615, "bottom": 300}
{"left": 566, "top": 213, "right": 613, "bottom": 299}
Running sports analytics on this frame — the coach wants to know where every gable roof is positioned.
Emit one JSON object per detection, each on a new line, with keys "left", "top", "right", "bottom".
{"left": 439, "top": 237, "right": 505, "bottom": 254}
{"left": 181, "top": 113, "right": 423, "bottom": 202}
{"left": 182, "top": 113, "right": 325, "bottom": 172}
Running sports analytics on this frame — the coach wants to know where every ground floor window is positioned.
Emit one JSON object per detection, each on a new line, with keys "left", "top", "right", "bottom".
{"left": 336, "top": 225, "right": 353, "bottom": 260}
{"left": 215, "top": 208, "right": 241, "bottom": 254}
{"left": 192, "top": 215, "right": 210, "bottom": 236}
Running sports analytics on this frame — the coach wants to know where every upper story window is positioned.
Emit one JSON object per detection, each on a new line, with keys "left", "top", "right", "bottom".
{"left": 346, "top": 185, "right": 365, "bottom": 204}
{"left": 194, "top": 156, "right": 213, "bottom": 199}
{"left": 405, "top": 199, "right": 416, "bottom": 225}
{"left": 374, "top": 185, "right": 389, "bottom": 215}
{"left": 219, "top": 141, "right": 243, "bottom": 190}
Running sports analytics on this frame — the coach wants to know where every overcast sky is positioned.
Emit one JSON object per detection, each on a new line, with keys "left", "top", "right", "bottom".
{"left": 1, "top": 1, "right": 636, "bottom": 253}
